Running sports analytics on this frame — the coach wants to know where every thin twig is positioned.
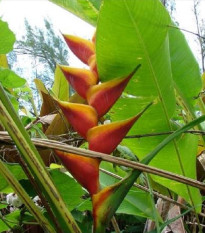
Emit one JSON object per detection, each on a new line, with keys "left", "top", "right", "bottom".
{"left": 186, "top": 222, "right": 205, "bottom": 228}
{"left": 111, "top": 216, "right": 121, "bottom": 233}
{"left": 168, "top": 24, "right": 205, "bottom": 40}
{"left": 125, "top": 130, "right": 205, "bottom": 139}
{"left": 1, "top": 135, "right": 205, "bottom": 191}
{"left": 2, "top": 129, "right": 205, "bottom": 140}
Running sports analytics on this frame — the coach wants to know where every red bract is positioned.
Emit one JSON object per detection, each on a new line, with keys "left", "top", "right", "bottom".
{"left": 56, "top": 101, "right": 98, "bottom": 139}
{"left": 63, "top": 34, "right": 95, "bottom": 65}
{"left": 87, "top": 116, "right": 138, "bottom": 154}
{"left": 55, "top": 150, "right": 100, "bottom": 195}
{"left": 88, "top": 54, "right": 98, "bottom": 78}
{"left": 59, "top": 66, "right": 98, "bottom": 99}
{"left": 87, "top": 66, "right": 139, "bottom": 117}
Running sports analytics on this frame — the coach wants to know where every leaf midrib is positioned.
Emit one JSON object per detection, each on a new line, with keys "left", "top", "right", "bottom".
{"left": 123, "top": 0, "right": 172, "bottom": 129}
{"left": 123, "top": 0, "right": 197, "bottom": 209}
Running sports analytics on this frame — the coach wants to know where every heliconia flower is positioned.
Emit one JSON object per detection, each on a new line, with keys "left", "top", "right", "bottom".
{"left": 55, "top": 150, "right": 100, "bottom": 195}
{"left": 59, "top": 66, "right": 98, "bottom": 99}
{"left": 86, "top": 65, "right": 141, "bottom": 117}
{"left": 87, "top": 115, "right": 139, "bottom": 154}
{"left": 56, "top": 100, "right": 98, "bottom": 139}
{"left": 63, "top": 34, "right": 95, "bottom": 65}
{"left": 87, "top": 102, "right": 152, "bottom": 154}
{"left": 92, "top": 169, "right": 140, "bottom": 233}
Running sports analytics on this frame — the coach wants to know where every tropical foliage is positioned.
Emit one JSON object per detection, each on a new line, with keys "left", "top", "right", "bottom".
{"left": 0, "top": 0, "right": 205, "bottom": 232}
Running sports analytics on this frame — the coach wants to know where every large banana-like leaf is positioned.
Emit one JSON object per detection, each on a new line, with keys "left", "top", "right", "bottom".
{"left": 96, "top": 0, "right": 201, "bottom": 208}
{"left": 49, "top": 0, "right": 101, "bottom": 26}
{"left": 169, "top": 23, "right": 202, "bottom": 109}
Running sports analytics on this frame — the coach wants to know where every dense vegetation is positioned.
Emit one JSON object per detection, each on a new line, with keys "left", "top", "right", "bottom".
{"left": 0, "top": 0, "right": 205, "bottom": 232}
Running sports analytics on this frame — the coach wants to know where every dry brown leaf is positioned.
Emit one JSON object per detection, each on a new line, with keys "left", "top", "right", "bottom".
{"left": 45, "top": 113, "right": 70, "bottom": 136}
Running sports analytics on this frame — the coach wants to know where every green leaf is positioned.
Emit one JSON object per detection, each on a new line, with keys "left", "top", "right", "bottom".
{"left": 0, "top": 163, "right": 27, "bottom": 193}
{"left": 0, "top": 68, "right": 26, "bottom": 88}
{"left": 0, "top": 219, "right": 11, "bottom": 232}
{"left": 72, "top": 210, "right": 93, "bottom": 233}
{"left": 52, "top": 65, "right": 69, "bottom": 101}
{"left": 100, "top": 162, "right": 158, "bottom": 220}
{"left": 9, "top": 94, "right": 19, "bottom": 112}
{"left": 4, "top": 210, "right": 20, "bottom": 224}
{"left": 96, "top": 0, "right": 201, "bottom": 208}
{"left": 0, "top": 203, "right": 7, "bottom": 209}
{"left": 50, "top": 169, "right": 85, "bottom": 211}
{"left": 169, "top": 23, "right": 202, "bottom": 107}
{"left": 93, "top": 115, "right": 205, "bottom": 232}
{"left": 0, "top": 19, "right": 15, "bottom": 54}
{"left": 117, "top": 189, "right": 158, "bottom": 219}
{"left": 49, "top": 0, "right": 101, "bottom": 26}
{"left": 0, "top": 54, "right": 9, "bottom": 68}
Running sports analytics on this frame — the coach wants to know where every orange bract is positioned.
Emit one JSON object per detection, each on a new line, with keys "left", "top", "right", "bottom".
{"left": 87, "top": 68, "right": 137, "bottom": 117}
{"left": 63, "top": 34, "right": 95, "bottom": 65}
{"left": 57, "top": 101, "right": 98, "bottom": 139}
{"left": 87, "top": 115, "right": 138, "bottom": 154}
{"left": 55, "top": 150, "right": 100, "bottom": 195}
{"left": 59, "top": 66, "right": 98, "bottom": 99}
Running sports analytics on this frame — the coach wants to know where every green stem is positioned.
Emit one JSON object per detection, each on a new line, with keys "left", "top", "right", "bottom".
{"left": 0, "top": 159, "right": 55, "bottom": 233}
{"left": 0, "top": 83, "right": 81, "bottom": 233}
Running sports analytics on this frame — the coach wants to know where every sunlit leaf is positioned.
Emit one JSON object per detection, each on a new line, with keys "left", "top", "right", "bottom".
{"left": 52, "top": 65, "right": 69, "bottom": 101}
{"left": 0, "top": 68, "right": 26, "bottom": 88}
{"left": 49, "top": 0, "right": 101, "bottom": 25}
{"left": 0, "top": 19, "right": 15, "bottom": 54}
{"left": 0, "top": 54, "right": 9, "bottom": 68}
{"left": 169, "top": 23, "right": 202, "bottom": 107}
{"left": 34, "top": 78, "right": 56, "bottom": 116}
